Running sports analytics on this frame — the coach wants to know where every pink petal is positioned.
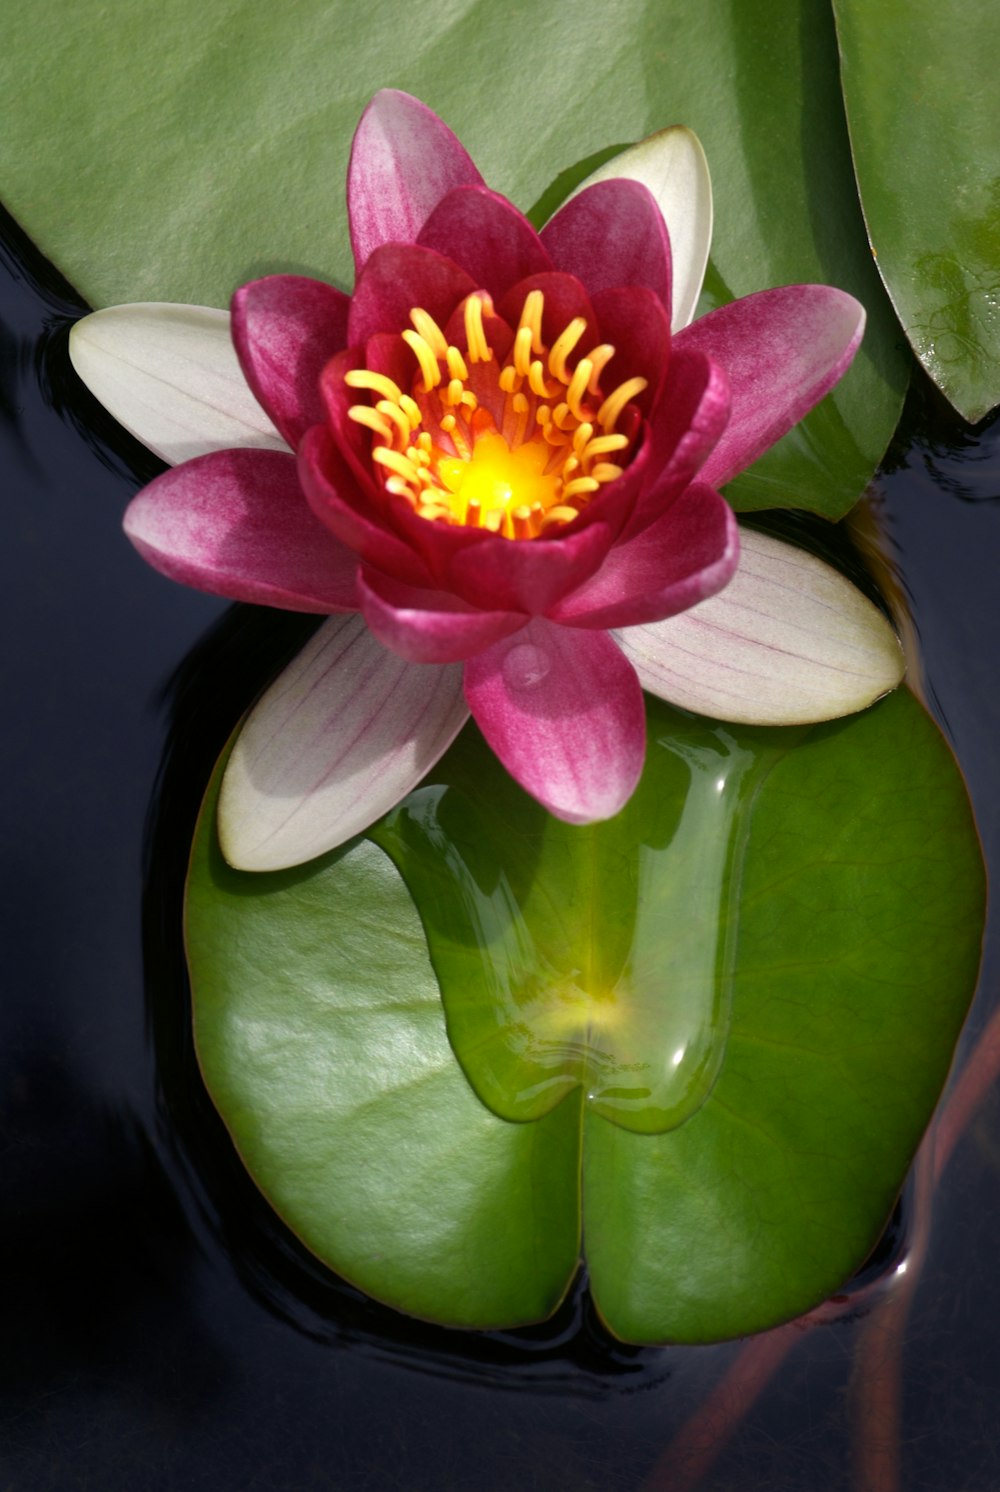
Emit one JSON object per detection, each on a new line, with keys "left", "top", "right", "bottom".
{"left": 124, "top": 448, "right": 359, "bottom": 613}
{"left": 358, "top": 568, "right": 527, "bottom": 663}
{"left": 299, "top": 425, "right": 434, "bottom": 588}
{"left": 590, "top": 285, "right": 672, "bottom": 413}
{"left": 231, "top": 275, "right": 349, "bottom": 449}
{"left": 417, "top": 186, "right": 552, "bottom": 301}
{"left": 447, "top": 518, "right": 614, "bottom": 615}
{"left": 218, "top": 614, "right": 470, "bottom": 871}
{"left": 348, "top": 90, "right": 484, "bottom": 271}
{"left": 348, "top": 242, "right": 478, "bottom": 347}
{"left": 464, "top": 619, "right": 645, "bottom": 824}
{"left": 676, "top": 287, "right": 866, "bottom": 488}
{"left": 541, "top": 179, "right": 672, "bottom": 320}
{"left": 548, "top": 483, "right": 738, "bottom": 628}
{"left": 622, "top": 346, "right": 731, "bottom": 539}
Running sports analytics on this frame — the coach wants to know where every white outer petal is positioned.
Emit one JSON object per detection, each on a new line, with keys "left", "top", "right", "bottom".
{"left": 571, "top": 126, "right": 713, "bottom": 333}
{"left": 218, "top": 614, "right": 470, "bottom": 871}
{"left": 69, "top": 303, "right": 289, "bottom": 465}
{"left": 615, "top": 528, "right": 905, "bottom": 726}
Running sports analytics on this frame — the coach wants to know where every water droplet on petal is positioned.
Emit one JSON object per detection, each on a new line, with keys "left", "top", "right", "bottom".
{"left": 502, "top": 642, "right": 551, "bottom": 691}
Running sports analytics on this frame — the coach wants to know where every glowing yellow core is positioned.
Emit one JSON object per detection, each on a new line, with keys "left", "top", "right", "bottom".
{"left": 345, "top": 289, "right": 647, "bottom": 540}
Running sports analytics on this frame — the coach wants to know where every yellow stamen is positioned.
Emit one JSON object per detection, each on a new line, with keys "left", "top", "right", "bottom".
{"left": 528, "top": 359, "right": 556, "bottom": 399}
{"left": 464, "top": 293, "right": 493, "bottom": 363}
{"left": 347, "top": 406, "right": 393, "bottom": 441}
{"left": 561, "top": 477, "right": 600, "bottom": 500}
{"left": 517, "top": 289, "right": 545, "bottom": 354}
{"left": 513, "top": 326, "right": 535, "bottom": 379}
{"left": 398, "top": 394, "right": 422, "bottom": 429}
{"left": 572, "top": 422, "right": 595, "bottom": 457}
{"left": 373, "top": 447, "right": 421, "bottom": 484}
{"left": 375, "top": 400, "right": 411, "bottom": 443}
{"left": 409, "top": 308, "right": 449, "bottom": 360}
{"left": 344, "top": 369, "right": 405, "bottom": 404}
{"left": 583, "top": 433, "right": 629, "bottom": 460}
{"left": 598, "top": 376, "right": 648, "bottom": 432}
{"left": 498, "top": 364, "right": 521, "bottom": 395}
{"left": 445, "top": 346, "right": 467, "bottom": 383}
{"left": 566, "top": 358, "right": 593, "bottom": 421}
{"left": 401, "top": 329, "right": 441, "bottom": 391}
{"left": 548, "top": 317, "right": 587, "bottom": 382}
{"left": 540, "top": 504, "right": 584, "bottom": 531}
{"left": 586, "top": 344, "right": 616, "bottom": 394}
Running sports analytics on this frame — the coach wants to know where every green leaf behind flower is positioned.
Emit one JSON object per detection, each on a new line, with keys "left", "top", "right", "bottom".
{"left": 833, "top": 0, "right": 1000, "bottom": 424}
{"left": 2, "top": 0, "right": 905, "bottom": 517}
{"left": 186, "top": 689, "right": 984, "bottom": 1343}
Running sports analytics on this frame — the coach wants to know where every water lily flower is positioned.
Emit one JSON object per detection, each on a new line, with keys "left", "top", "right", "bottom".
{"left": 70, "top": 91, "right": 903, "bottom": 871}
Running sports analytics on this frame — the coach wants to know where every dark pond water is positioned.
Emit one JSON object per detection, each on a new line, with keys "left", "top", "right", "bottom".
{"left": 3, "top": 205, "right": 1000, "bottom": 1491}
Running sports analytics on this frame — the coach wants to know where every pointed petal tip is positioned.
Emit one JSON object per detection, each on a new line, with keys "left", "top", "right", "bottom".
{"left": 618, "top": 527, "right": 904, "bottom": 727}
{"left": 217, "top": 615, "right": 469, "bottom": 871}
{"left": 69, "top": 302, "right": 288, "bottom": 465}
{"left": 348, "top": 90, "right": 484, "bottom": 270}
{"left": 569, "top": 123, "right": 713, "bottom": 332}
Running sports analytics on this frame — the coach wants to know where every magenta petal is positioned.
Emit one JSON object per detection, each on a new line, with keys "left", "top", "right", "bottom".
{"left": 549, "top": 483, "right": 739, "bottom": 628}
{"left": 231, "top": 276, "right": 349, "bottom": 449}
{"left": 676, "top": 286, "right": 866, "bottom": 488}
{"left": 590, "top": 285, "right": 672, "bottom": 413}
{"left": 348, "top": 90, "right": 484, "bottom": 271}
{"left": 417, "top": 186, "right": 552, "bottom": 301}
{"left": 447, "top": 519, "right": 613, "bottom": 615}
{"left": 541, "top": 179, "right": 672, "bottom": 319}
{"left": 464, "top": 619, "right": 645, "bottom": 824}
{"left": 348, "top": 243, "right": 478, "bottom": 347}
{"left": 299, "top": 425, "right": 433, "bottom": 588}
{"left": 358, "top": 568, "right": 526, "bottom": 664}
{"left": 124, "top": 448, "right": 359, "bottom": 613}
{"left": 622, "top": 347, "right": 731, "bottom": 539}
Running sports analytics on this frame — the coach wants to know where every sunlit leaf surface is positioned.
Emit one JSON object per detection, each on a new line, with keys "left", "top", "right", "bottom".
{"left": 187, "top": 689, "right": 984, "bottom": 1342}
{"left": 2, "top": 0, "right": 905, "bottom": 517}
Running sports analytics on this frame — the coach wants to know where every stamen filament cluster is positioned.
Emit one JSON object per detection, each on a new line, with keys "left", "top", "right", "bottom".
{"left": 346, "top": 289, "right": 646, "bottom": 540}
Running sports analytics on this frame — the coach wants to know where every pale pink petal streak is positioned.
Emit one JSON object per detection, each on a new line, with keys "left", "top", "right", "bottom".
{"left": 218, "top": 614, "right": 470, "bottom": 870}
{"left": 463, "top": 619, "right": 645, "bottom": 824}
{"left": 615, "top": 527, "right": 905, "bottom": 725}
{"left": 124, "top": 448, "right": 359, "bottom": 613}
{"left": 676, "top": 286, "right": 866, "bottom": 489}
{"left": 348, "top": 90, "right": 484, "bottom": 271}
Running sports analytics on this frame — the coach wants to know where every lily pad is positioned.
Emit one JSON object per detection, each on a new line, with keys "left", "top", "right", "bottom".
{"left": 834, "top": 0, "right": 1000, "bottom": 424}
{"left": 2, "top": 0, "right": 904, "bottom": 518}
{"left": 186, "top": 687, "right": 984, "bottom": 1343}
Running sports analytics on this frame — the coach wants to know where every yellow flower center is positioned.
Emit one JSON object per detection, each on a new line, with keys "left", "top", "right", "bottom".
{"left": 345, "top": 289, "right": 647, "bottom": 540}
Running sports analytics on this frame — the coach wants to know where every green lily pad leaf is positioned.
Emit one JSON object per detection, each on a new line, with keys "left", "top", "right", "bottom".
{"left": 187, "top": 687, "right": 983, "bottom": 1343}
{"left": 2, "top": 0, "right": 904, "bottom": 518}
{"left": 834, "top": 0, "right": 1000, "bottom": 424}
{"left": 186, "top": 770, "right": 583, "bottom": 1331}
